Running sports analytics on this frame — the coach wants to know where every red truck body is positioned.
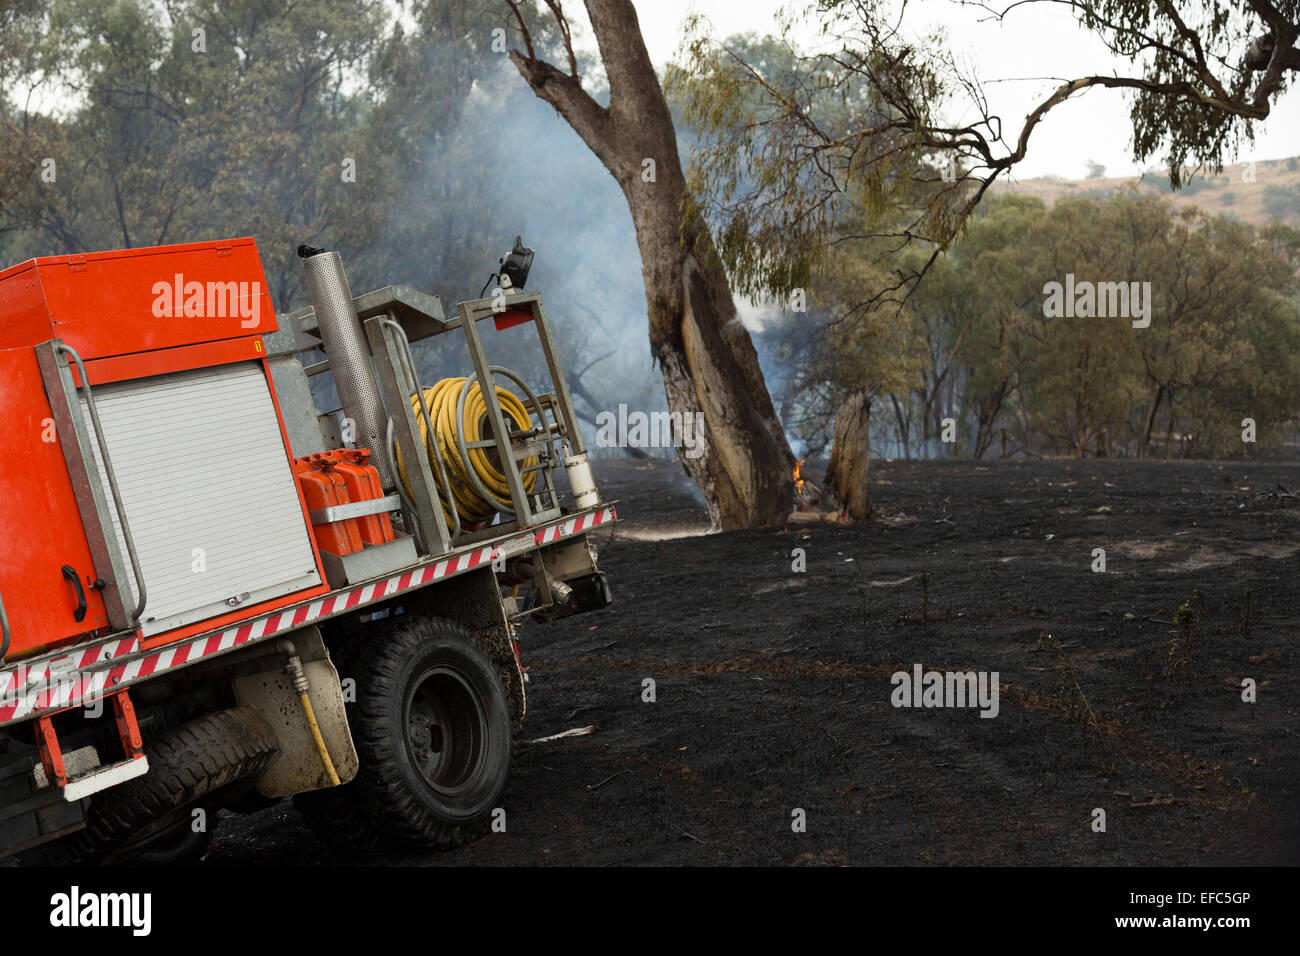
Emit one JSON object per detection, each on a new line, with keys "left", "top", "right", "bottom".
{"left": 0, "top": 238, "right": 325, "bottom": 661}
{"left": 0, "top": 236, "right": 612, "bottom": 862}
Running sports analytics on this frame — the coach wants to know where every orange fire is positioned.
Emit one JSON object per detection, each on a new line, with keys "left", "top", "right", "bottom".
{"left": 793, "top": 458, "right": 806, "bottom": 494}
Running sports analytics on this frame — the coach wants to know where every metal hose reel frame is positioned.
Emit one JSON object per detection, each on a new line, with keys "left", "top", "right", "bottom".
{"left": 453, "top": 366, "right": 555, "bottom": 517}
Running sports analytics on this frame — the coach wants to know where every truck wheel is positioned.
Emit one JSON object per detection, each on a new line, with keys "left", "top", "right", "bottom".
{"left": 22, "top": 706, "right": 279, "bottom": 866}
{"left": 298, "top": 615, "right": 511, "bottom": 852}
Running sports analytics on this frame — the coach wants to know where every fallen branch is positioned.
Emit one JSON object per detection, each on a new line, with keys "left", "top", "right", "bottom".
{"left": 672, "top": 823, "right": 704, "bottom": 844}
{"left": 585, "top": 770, "right": 631, "bottom": 791}
{"left": 529, "top": 725, "right": 598, "bottom": 744}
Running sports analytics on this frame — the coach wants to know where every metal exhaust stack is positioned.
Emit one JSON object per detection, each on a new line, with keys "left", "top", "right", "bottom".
{"left": 298, "top": 245, "right": 393, "bottom": 487}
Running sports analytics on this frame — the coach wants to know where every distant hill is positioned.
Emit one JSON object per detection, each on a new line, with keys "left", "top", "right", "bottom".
{"left": 993, "top": 156, "right": 1300, "bottom": 227}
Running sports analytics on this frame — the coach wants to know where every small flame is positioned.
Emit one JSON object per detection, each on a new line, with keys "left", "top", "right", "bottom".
{"left": 793, "top": 458, "right": 806, "bottom": 494}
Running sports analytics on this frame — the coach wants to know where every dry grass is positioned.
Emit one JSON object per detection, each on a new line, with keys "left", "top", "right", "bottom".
{"left": 994, "top": 156, "right": 1300, "bottom": 226}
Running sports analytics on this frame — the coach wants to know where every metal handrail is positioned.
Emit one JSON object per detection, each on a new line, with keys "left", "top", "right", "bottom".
{"left": 58, "top": 343, "right": 148, "bottom": 622}
{"left": 382, "top": 318, "right": 462, "bottom": 538}
{"left": 0, "top": 588, "right": 10, "bottom": 665}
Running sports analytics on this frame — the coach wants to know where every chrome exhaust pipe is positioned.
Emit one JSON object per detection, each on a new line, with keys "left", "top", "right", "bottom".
{"left": 299, "top": 245, "right": 393, "bottom": 487}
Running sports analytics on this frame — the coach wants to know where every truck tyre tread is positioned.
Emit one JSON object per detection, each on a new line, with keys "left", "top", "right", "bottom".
{"left": 296, "top": 615, "right": 511, "bottom": 854}
{"left": 21, "top": 706, "right": 279, "bottom": 866}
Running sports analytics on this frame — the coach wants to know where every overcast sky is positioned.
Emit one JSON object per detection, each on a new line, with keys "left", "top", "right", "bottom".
{"left": 624, "top": 0, "right": 1299, "bottom": 181}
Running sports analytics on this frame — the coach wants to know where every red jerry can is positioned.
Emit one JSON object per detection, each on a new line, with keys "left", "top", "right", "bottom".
{"left": 293, "top": 452, "right": 362, "bottom": 556}
{"left": 332, "top": 449, "right": 395, "bottom": 547}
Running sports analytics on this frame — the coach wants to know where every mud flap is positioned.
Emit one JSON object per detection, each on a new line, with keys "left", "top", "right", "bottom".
{"left": 232, "top": 626, "right": 360, "bottom": 796}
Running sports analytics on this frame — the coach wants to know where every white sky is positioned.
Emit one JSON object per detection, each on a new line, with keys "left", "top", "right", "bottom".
{"left": 24, "top": 1, "right": 1297, "bottom": 181}
{"left": 626, "top": 0, "right": 1300, "bottom": 180}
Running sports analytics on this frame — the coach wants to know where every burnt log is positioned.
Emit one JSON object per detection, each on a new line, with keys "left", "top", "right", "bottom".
{"left": 824, "top": 390, "right": 871, "bottom": 521}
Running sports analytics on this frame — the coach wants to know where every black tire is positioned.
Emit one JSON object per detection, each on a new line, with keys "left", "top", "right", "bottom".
{"left": 296, "top": 615, "right": 511, "bottom": 853}
{"left": 21, "top": 706, "right": 280, "bottom": 866}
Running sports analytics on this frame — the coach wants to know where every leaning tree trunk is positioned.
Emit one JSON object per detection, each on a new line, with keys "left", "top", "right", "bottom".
{"left": 824, "top": 390, "right": 871, "bottom": 521}
{"left": 507, "top": 0, "right": 793, "bottom": 530}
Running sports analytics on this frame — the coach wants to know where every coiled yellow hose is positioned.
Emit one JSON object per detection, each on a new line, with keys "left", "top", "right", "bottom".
{"left": 396, "top": 377, "right": 538, "bottom": 525}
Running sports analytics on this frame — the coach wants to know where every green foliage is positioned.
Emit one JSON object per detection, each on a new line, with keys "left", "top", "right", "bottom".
{"left": 751, "top": 225, "right": 926, "bottom": 456}
{"left": 0, "top": 0, "right": 522, "bottom": 306}
{"left": 668, "top": 20, "right": 965, "bottom": 301}
{"left": 1264, "top": 182, "right": 1300, "bottom": 222}
{"left": 1075, "top": 1, "right": 1279, "bottom": 188}
{"left": 780, "top": 188, "right": 1300, "bottom": 460}
{"left": 670, "top": 1, "right": 1295, "bottom": 304}
{"left": 0, "top": 0, "right": 658, "bottom": 455}
{"left": 913, "top": 191, "right": 1300, "bottom": 459}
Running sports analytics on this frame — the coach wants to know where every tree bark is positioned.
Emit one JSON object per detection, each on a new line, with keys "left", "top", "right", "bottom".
{"left": 824, "top": 390, "right": 871, "bottom": 521}
{"left": 507, "top": 0, "right": 793, "bottom": 530}
{"left": 1140, "top": 384, "right": 1163, "bottom": 458}
{"left": 889, "top": 393, "right": 910, "bottom": 459}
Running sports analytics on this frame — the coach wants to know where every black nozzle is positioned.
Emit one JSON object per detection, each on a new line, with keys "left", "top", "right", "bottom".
{"left": 297, "top": 244, "right": 327, "bottom": 259}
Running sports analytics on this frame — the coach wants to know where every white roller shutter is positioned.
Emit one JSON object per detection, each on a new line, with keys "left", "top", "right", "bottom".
{"left": 80, "top": 361, "right": 322, "bottom": 636}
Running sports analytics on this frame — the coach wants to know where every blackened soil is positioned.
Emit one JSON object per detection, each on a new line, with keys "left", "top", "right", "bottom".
{"left": 211, "top": 457, "right": 1300, "bottom": 866}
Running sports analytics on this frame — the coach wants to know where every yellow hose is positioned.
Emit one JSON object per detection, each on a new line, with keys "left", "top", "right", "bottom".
{"left": 299, "top": 691, "right": 341, "bottom": 787}
{"left": 395, "top": 377, "right": 538, "bottom": 525}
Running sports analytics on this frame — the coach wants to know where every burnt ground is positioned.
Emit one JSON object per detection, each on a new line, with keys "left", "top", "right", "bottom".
{"left": 210, "top": 457, "right": 1300, "bottom": 866}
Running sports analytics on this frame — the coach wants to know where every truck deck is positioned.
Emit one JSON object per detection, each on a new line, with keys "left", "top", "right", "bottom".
{"left": 0, "top": 504, "right": 615, "bottom": 727}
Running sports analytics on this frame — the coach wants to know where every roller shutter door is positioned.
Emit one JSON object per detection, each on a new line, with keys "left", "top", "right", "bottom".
{"left": 80, "top": 361, "right": 321, "bottom": 636}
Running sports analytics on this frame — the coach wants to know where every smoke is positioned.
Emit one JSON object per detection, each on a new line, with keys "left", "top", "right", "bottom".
{"left": 384, "top": 58, "right": 666, "bottom": 459}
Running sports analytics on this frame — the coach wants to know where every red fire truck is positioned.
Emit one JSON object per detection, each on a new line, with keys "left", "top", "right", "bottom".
{"left": 0, "top": 237, "right": 614, "bottom": 863}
